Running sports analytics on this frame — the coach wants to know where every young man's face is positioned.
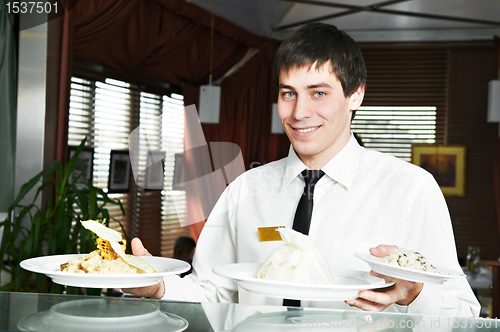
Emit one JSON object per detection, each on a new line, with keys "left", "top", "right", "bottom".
{"left": 277, "top": 62, "right": 364, "bottom": 168}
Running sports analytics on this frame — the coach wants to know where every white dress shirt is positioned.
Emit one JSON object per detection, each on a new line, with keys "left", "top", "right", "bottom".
{"left": 162, "top": 134, "right": 480, "bottom": 317}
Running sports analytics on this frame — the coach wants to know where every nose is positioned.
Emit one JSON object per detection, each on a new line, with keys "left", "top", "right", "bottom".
{"left": 292, "top": 95, "right": 313, "bottom": 121}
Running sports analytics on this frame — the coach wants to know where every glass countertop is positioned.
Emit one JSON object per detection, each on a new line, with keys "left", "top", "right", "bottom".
{"left": 0, "top": 291, "right": 497, "bottom": 331}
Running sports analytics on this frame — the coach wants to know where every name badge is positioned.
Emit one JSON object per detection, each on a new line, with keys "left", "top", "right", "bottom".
{"left": 258, "top": 226, "right": 284, "bottom": 242}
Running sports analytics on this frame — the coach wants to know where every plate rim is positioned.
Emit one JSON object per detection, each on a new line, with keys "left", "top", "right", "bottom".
{"left": 20, "top": 254, "right": 191, "bottom": 288}
{"left": 213, "top": 262, "right": 394, "bottom": 291}
{"left": 21, "top": 254, "right": 190, "bottom": 277}
{"left": 17, "top": 298, "right": 189, "bottom": 332}
{"left": 354, "top": 252, "right": 466, "bottom": 281}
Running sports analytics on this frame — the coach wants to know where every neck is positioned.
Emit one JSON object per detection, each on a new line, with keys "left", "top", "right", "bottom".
{"left": 297, "top": 132, "right": 351, "bottom": 170}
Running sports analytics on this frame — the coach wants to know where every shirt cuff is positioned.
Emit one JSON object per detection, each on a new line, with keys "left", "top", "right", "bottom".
{"left": 161, "top": 275, "right": 184, "bottom": 300}
{"left": 406, "top": 283, "right": 442, "bottom": 315}
{"left": 394, "top": 303, "right": 408, "bottom": 313}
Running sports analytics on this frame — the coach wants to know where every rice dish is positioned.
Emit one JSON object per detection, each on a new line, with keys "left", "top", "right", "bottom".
{"left": 381, "top": 248, "right": 445, "bottom": 274}
{"left": 60, "top": 220, "right": 156, "bottom": 274}
{"left": 61, "top": 250, "right": 144, "bottom": 274}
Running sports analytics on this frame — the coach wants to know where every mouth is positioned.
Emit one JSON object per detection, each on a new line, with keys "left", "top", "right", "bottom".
{"left": 292, "top": 125, "right": 321, "bottom": 133}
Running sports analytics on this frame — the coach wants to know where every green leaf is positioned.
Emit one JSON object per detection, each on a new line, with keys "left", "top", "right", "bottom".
{"left": 11, "top": 170, "right": 44, "bottom": 207}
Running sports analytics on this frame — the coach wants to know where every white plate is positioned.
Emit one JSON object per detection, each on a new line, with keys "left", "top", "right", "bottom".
{"left": 20, "top": 254, "right": 191, "bottom": 288}
{"left": 231, "top": 310, "right": 359, "bottom": 332}
{"left": 17, "top": 298, "right": 188, "bottom": 332}
{"left": 213, "top": 263, "right": 394, "bottom": 301}
{"left": 354, "top": 253, "right": 466, "bottom": 284}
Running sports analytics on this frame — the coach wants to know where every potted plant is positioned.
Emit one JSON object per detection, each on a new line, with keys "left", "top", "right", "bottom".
{"left": 0, "top": 138, "right": 126, "bottom": 294}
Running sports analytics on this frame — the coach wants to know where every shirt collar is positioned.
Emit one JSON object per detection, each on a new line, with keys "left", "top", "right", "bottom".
{"left": 281, "top": 133, "right": 363, "bottom": 191}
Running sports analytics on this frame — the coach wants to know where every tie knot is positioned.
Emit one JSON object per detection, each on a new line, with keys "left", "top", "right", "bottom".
{"left": 301, "top": 169, "right": 325, "bottom": 186}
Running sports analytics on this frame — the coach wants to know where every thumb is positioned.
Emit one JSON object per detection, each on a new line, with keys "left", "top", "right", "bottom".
{"left": 370, "top": 244, "right": 398, "bottom": 258}
{"left": 131, "top": 237, "right": 152, "bottom": 257}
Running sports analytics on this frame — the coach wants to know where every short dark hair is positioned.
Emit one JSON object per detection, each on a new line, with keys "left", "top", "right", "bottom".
{"left": 173, "top": 236, "right": 196, "bottom": 260}
{"left": 273, "top": 22, "right": 366, "bottom": 98}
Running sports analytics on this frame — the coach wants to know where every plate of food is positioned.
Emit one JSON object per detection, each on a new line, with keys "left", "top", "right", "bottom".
{"left": 20, "top": 220, "right": 191, "bottom": 288}
{"left": 213, "top": 263, "right": 394, "bottom": 301}
{"left": 354, "top": 249, "right": 466, "bottom": 284}
{"left": 214, "top": 228, "right": 393, "bottom": 301}
{"left": 20, "top": 254, "right": 190, "bottom": 288}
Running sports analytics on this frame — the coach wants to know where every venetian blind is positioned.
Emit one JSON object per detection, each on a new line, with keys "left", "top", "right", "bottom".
{"left": 68, "top": 77, "right": 133, "bottom": 238}
{"left": 68, "top": 76, "right": 189, "bottom": 257}
{"left": 352, "top": 106, "right": 437, "bottom": 161}
{"left": 354, "top": 46, "right": 448, "bottom": 159}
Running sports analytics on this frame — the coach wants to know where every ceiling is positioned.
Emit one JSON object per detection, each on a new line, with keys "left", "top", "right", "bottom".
{"left": 189, "top": 0, "right": 500, "bottom": 42}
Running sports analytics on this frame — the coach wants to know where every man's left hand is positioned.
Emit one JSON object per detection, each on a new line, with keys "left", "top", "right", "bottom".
{"left": 345, "top": 244, "right": 423, "bottom": 311}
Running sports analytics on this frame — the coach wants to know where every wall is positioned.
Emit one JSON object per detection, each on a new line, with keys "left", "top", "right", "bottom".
{"left": 0, "top": 7, "right": 17, "bottom": 212}
{"left": 446, "top": 43, "right": 500, "bottom": 260}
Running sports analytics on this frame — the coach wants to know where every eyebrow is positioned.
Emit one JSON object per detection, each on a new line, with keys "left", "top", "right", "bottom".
{"left": 278, "top": 82, "right": 333, "bottom": 90}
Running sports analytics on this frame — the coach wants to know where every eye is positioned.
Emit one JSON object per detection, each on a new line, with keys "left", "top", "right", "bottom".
{"left": 314, "top": 91, "right": 326, "bottom": 98}
{"left": 282, "top": 91, "right": 295, "bottom": 99}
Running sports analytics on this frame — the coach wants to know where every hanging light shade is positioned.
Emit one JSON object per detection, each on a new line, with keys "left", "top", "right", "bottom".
{"left": 199, "top": 85, "right": 221, "bottom": 123}
{"left": 487, "top": 80, "right": 500, "bottom": 122}
{"left": 199, "top": 0, "right": 221, "bottom": 124}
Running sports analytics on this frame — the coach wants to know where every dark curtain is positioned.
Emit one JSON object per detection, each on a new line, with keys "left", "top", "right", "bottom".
{"left": 70, "top": 0, "right": 264, "bottom": 86}
{"left": 203, "top": 41, "right": 290, "bottom": 169}
{"left": 56, "top": 0, "right": 290, "bottom": 239}
{"left": 55, "top": 1, "right": 74, "bottom": 164}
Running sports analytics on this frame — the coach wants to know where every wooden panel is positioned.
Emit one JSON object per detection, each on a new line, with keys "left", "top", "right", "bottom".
{"left": 445, "top": 44, "right": 499, "bottom": 260}
{"left": 360, "top": 42, "right": 500, "bottom": 261}
{"left": 360, "top": 47, "right": 448, "bottom": 144}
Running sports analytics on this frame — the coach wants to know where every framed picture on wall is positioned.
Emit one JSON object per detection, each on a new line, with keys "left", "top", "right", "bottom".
{"left": 68, "top": 145, "right": 94, "bottom": 191}
{"left": 172, "top": 153, "right": 185, "bottom": 190}
{"left": 108, "top": 150, "right": 131, "bottom": 193}
{"left": 411, "top": 145, "right": 466, "bottom": 197}
{"left": 145, "top": 150, "right": 166, "bottom": 190}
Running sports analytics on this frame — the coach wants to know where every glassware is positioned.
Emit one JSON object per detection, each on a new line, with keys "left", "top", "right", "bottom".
{"left": 466, "top": 246, "right": 481, "bottom": 272}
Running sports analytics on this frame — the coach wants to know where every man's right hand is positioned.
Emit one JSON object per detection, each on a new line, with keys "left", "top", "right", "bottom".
{"left": 121, "top": 238, "right": 165, "bottom": 299}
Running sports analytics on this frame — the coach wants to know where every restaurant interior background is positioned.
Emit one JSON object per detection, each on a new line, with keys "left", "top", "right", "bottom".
{"left": 1, "top": 0, "right": 500, "bottom": 313}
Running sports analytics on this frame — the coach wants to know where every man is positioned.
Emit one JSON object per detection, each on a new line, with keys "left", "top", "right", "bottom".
{"left": 126, "top": 22, "right": 479, "bottom": 317}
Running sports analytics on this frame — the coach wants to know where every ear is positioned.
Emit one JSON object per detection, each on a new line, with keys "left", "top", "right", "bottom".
{"left": 348, "top": 84, "right": 365, "bottom": 110}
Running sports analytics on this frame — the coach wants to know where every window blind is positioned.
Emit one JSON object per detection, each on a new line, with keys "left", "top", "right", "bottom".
{"left": 68, "top": 77, "right": 133, "bottom": 239}
{"left": 356, "top": 46, "right": 448, "bottom": 159}
{"left": 161, "top": 94, "right": 188, "bottom": 257}
{"left": 352, "top": 106, "right": 437, "bottom": 161}
{"left": 68, "top": 76, "right": 189, "bottom": 257}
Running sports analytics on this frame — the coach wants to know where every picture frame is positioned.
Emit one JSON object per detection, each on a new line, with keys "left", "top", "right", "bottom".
{"left": 411, "top": 145, "right": 466, "bottom": 197}
{"left": 108, "top": 150, "right": 131, "bottom": 193}
{"left": 145, "top": 150, "right": 166, "bottom": 190}
{"left": 68, "top": 145, "right": 94, "bottom": 191}
{"left": 172, "top": 153, "right": 185, "bottom": 190}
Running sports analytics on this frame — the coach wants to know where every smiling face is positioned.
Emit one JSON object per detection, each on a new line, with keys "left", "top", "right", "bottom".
{"left": 278, "top": 62, "right": 365, "bottom": 169}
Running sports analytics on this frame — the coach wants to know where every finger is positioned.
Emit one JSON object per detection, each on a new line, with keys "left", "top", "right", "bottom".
{"left": 369, "top": 270, "right": 387, "bottom": 279}
{"left": 369, "top": 244, "right": 398, "bottom": 258}
{"left": 346, "top": 298, "right": 388, "bottom": 312}
{"left": 358, "top": 287, "right": 407, "bottom": 307}
{"left": 122, "top": 281, "right": 162, "bottom": 298}
{"left": 122, "top": 286, "right": 153, "bottom": 298}
{"left": 369, "top": 270, "right": 397, "bottom": 283}
{"left": 131, "top": 237, "right": 151, "bottom": 257}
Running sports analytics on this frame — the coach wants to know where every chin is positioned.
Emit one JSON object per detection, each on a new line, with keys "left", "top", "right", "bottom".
{"left": 293, "top": 145, "right": 321, "bottom": 158}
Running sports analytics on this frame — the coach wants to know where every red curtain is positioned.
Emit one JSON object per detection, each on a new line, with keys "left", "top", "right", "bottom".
{"left": 70, "top": 0, "right": 266, "bottom": 86}
{"left": 56, "top": 0, "right": 289, "bottom": 240}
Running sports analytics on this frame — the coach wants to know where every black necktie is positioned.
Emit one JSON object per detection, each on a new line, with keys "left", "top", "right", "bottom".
{"left": 283, "top": 169, "right": 325, "bottom": 308}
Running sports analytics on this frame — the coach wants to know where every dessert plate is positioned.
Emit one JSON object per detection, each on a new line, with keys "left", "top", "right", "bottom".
{"left": 20, "top": 254, "right": 191, "bottom": 288}
{"left": 354, "top": 253, "right": 466, "bottom": 284}
{"left": 213, "top": 263, "right": 394, "bottom": 301}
